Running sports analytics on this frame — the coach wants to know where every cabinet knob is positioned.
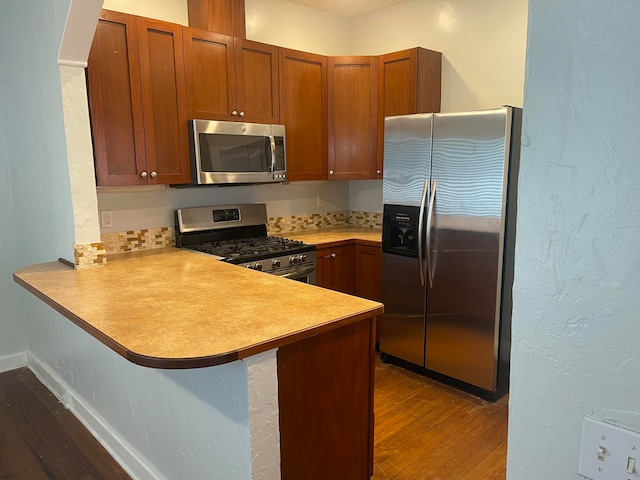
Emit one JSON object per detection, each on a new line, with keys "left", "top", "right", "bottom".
{"left": 140, "top": 171, "right": 148, "bottom": 178}
{"left": 377, "top": 169, "right": 382, "bottom": 175}
{"left": 239, "top": 111, "right": 245, "bottom": 117}
{"left": 231, "top": 110, "right": 238, "bottom": 116}
{"left": 329, "top": 170, "right": 334, "bottom": 175}
{"left": 150, "top": 171, "right": 157, "bottom": 178}
{"left": 330, "top": 253, "right": 336, "bottom": 259}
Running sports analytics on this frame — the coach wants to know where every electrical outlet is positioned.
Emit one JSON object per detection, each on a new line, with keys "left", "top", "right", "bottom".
{"left": 100, "top": 210, "right": 113, "bottom": 228}
{"left": 317, "top": 194, "right": 324, "bottom": 207}
{"left": 579, "top": 417, "right": 640, "bottom": 479}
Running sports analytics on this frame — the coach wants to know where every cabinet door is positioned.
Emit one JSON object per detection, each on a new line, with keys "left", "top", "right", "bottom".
{"left": 378, "top": 47, "right": 442, "bottom": 175}
{"left": 354, "top": 244, "right": 382, "bottom": 301}
{"left": 88, "top": 10, "right": 147, "bottom": 186}
{"left": 328, "top": 56, "right": 379, "bottom": 180}
{"left": 235, "top": 39, "right": 280, "bottom": 123}
{"left": 187, "top": 0, "right": 246, "bottom": 38}
{"left": 137, "top": 18, "right": 191, "bottom": 184}
{"left": 183, "top": 28, "right": 236, "bottom": 121}
{"left": 279, "top": 49, "right": 328, "bottom": 181}
{"left": 317, "top": 245, "right": 354, "bottom": 294}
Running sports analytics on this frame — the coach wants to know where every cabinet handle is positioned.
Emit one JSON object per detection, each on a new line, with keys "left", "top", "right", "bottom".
{"left": 150, "top": 171, "right": 157, "bottom": 178}
{"left": 239, "top": 111, "right": 245, "bottom": 117}
{"left": 330, "top": 253, "right": 336, "bottom": 258}
{"left": 377, "top": 169, "right": 382, "bottom": 175}
{"left": 231, "top": 110, "right": 238, "bottom": 116}
{"left": 329, "top": 170, "right": 334, "bottom": 175}
{"left": 140, "top": 171, "right": 148, "bottom": 178}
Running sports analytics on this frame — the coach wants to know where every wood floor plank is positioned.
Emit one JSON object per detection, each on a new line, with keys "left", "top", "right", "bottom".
{"left": 1, "top": 357, "right": 507, "bottom": 480}
{"left": 0, "top": 368, "right": 131, "bottom": 480}
{"left": 372, "top": 358, "right": 508, "bottom": 480}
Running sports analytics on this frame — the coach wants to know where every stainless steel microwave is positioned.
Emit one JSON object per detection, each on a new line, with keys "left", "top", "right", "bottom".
{"left": 188, "top": 119, "right": 287, "bottom": 186}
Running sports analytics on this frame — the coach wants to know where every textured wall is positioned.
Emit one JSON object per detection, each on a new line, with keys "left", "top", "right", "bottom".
{"left": 0, "top": 70, "right": 24, "bottom": 362}
{"left": 0, "top": 0, "right": 76, "bottom": 364}
{"left": 508, "top": 1, "right": 640, "bottom": 478}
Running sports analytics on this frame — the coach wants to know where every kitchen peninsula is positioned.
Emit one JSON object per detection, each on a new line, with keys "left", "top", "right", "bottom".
{"left": 13, "top": 248, "right": 383, "bottom": 479}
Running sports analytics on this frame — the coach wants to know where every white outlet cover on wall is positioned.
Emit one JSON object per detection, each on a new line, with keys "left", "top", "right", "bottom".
{"left": 579, "top": 416, "right": 640, "bottom": 479}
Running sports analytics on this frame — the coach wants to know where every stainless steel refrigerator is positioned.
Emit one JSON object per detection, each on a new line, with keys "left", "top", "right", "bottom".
{"left": 379, "top": 106, "right": 522, "bottom": 400}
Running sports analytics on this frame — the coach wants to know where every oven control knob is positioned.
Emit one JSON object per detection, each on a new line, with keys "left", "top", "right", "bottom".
{"left": 255, "top": 263, "right": 263, "bottom": 271}
{"left": 289, "top": 256, "right": 298, "bottom": 265}
{"left": 272, "top": 259, "right": 281, "bottom": 268}
{"left": 298, "top": 254, "right": 307, "bottom": 263}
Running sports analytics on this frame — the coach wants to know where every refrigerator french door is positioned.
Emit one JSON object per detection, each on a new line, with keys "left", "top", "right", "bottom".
{"left": 380, "top": 107, "right": 521, "bottom": 399}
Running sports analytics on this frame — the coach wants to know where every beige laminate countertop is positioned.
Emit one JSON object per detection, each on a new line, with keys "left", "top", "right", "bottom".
{"left": 279, "top": 227, "right": 382, "bottom": 247}
{"left": 13, "top": 248, "right": 383, "bottom": 369}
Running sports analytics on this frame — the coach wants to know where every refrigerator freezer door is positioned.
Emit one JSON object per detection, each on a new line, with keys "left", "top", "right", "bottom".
{"left": 380, "top": 251, "right": 426, "bottom": 366}
{"left": 382, "top": 114, "right": 433, "bottom": 207}
{"left": 425, "top": 107, "right": 511, "bottom": 391}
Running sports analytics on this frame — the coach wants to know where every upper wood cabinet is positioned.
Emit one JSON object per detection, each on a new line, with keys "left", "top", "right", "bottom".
{"left": 187, "top": 0, "right": 246, "bottom": 37}
{"left": 378, "top": 47, "right": 442, "bottom": 175}
{"left": 279, "top": 48, "right": 328, "bottom": 181}
{"left": 379, "top": 47, "right": 442, "bottom": 117}
{"left": 183, "top": 28, "right": 279, "bottom": 123}
{"left": 327, "top": 56, "right": 380, "bottom": 181}
{"left": 87, "top": 11, "right": 190, "bottom": 186}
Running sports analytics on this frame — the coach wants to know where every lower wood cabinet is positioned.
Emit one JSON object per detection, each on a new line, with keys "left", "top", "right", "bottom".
{"left": 316, "top": 242, "right": 382, "bottom": 301}
{"left": 278, "top": 317, "right": 375, "bottom": 479}
{"left": 315, "top": 244, "right": 355, "bottom": 294}
{"left": 354, "top": 244, "right": 382, "bottom": 302}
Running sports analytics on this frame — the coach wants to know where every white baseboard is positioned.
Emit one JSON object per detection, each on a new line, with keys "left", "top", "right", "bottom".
{"left": 0, "top": 351, "right": 28, "bottom": 373}
{"left": 27, "top": 352, "right": 164, "bottom": 480}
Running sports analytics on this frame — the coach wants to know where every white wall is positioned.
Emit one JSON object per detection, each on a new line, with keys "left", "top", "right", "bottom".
{"left": 350, "top": 0, "right": 528, "bottom": 112}
{"left": 0, "top": 67, "right": 24, "bottom": 365}
{"left": 98, "top": 181, "right": 348, "bottom": 232}
{"left": 245, "top": 0, "right": 350, "bottom": 55}
{"left": 102, "top": 0, "right": 188, "bottom": 24}
{"left": 0, "top": 0, "right": 77, "bottom": 368}
{"left": 508, "top": 1, "right": 640, "bottom": 478}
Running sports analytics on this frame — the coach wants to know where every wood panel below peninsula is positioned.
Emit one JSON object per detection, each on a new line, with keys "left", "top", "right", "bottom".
{"left": 13, "top": 248, "right": 383, "bottom": 369}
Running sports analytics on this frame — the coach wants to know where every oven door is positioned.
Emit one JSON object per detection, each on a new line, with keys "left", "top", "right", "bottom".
{"left": 275, "top": 264, "right": 317, "bottom": 285}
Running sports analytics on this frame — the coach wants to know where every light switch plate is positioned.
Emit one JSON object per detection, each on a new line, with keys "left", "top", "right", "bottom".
{"left": 579, "top": 416, "right": 640, "bottom": 479}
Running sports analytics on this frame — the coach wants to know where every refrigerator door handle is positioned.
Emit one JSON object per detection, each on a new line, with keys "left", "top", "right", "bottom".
{"left": 417, "top": 179, "right": 429, "bottom": 287}
{"left": 426, "top": 179, "right": 437, "bottom": 288}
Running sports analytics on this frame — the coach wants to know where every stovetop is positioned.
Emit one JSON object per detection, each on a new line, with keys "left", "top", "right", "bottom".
{"left": 175, "top": 204, "right": 315, "bottom": 265}
{"left": 186, "top": 235, "right": 314, "bottom": 264}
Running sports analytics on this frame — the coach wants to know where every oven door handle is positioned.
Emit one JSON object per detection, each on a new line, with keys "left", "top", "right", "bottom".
{"left": 279, "top": 265, "right": 316, "bottom": 279}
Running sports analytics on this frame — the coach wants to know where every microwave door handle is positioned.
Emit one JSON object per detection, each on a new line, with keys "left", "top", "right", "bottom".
{"left": 269, "top": 136, "right": 276, "bottom": 172}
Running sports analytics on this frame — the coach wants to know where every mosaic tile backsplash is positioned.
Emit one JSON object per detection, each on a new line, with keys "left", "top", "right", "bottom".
{"left": 100, "top": 212, "right": 382, "bottom": 256}
{"left": 101, "top": 227, "right": 174, "bottom": 255}
{"left": 73, "top": 242, "right": 107, "bottom": 268}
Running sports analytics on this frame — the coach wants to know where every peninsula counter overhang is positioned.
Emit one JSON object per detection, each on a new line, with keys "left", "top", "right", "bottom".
{"left": 13, "top": 248, "right": 383, "bottom": 369}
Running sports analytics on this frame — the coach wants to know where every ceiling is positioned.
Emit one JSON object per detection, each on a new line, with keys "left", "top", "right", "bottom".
{"left": 285, "top": 0, "right": 412, "bottom": 18}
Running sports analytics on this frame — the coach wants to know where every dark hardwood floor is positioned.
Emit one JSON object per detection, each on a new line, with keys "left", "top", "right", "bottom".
{"left": 372, "top": 358, "right": 508, "bottom": 480}
{"left": 0, "top": 358, "right": 507, "bottom": 479}
{"left": 0, "top": 367, "right": 130, "bottom": 480}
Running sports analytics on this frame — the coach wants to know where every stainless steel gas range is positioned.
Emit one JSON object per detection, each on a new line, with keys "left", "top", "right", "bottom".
{"left": 175, "top": 204, "right": 316, "bottom": 284}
